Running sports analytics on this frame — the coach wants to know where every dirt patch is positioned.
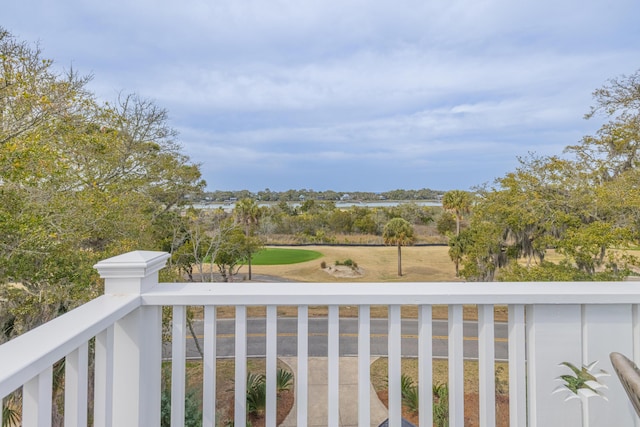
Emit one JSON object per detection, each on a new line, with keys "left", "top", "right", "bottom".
{"left": 323, "top": 265, "right": 365, "bottom": 278}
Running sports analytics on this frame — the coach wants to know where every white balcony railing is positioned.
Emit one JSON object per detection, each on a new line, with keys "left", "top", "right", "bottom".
{"left": 2, "top": 250, "right": 640, "bottom": 427}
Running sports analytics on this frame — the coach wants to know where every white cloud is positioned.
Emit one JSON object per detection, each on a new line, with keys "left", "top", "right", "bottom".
{"left": 3, "top": 0, "right": 640, "bottom": 191}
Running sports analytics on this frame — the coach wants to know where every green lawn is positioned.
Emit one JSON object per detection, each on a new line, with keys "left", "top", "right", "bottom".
{"left": 250, "top": 248, "right": 323, "bottom": 265}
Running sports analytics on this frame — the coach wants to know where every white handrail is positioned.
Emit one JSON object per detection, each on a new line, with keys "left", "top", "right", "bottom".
{"left": 142, "top": 281, "right": 640, "bottom": 306}
{"left": 0, "top": 295, "right": 139, "bottom": 398}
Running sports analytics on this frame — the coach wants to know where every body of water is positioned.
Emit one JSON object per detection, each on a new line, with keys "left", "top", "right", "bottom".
{"left": 193, "top": 200, "right": 442, "bottom": 212}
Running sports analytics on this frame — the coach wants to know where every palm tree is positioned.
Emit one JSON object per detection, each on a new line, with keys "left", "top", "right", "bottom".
{"left": 233, "top": 198, "right": 261, "bottom": 280}
{"left": 383, "top": 218, "right": 415, "bottom": 276}
{"left": 442, "top": 190, "right": 472, "bottom": 236}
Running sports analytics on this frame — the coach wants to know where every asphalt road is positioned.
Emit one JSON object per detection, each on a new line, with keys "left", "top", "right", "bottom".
{"left": 167, "top": 318, "right": 509, "bottom": 361}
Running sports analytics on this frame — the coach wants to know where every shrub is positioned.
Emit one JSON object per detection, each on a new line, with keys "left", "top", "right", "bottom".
{"left": 277, "top": 368, "right": 294, "bottom": 392}
{"left": 433, "top": 383, "right": 449, "bottom": 427}
{"left": 244, "top": 368, "right": 293, "bottom": 420}
{"left": 246, "top": 372, "right": 266, "bottom": 417}
{"left": 160, "top": 389, "right": 202, "bottom": 427}
{"left": 400, "top": 373, "right": 419, "bottom": 413}
{"left": 320, "top": 261, "right": 327, "bottom": 269}
{"left": 335, "top": 259, "right": 358, "bottom": 268}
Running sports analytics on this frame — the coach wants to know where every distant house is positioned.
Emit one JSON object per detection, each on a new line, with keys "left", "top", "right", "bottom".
{"left": 340, "top": 194, "right": 351, "bottom": 201}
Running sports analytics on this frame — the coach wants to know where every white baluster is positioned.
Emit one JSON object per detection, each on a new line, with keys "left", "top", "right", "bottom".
{"left": 478, "top": 304, "right": 496, "bottom": 427}
{"left": 203, "top": 306, "right": 217, "bottom": 427}
{"left": 448, "top": 304, "right": 464, "bottom": 427}
{"left": 171, "top": 305, "right": 187, "bottom": 427}
{"left": 22, "top": 367, "right": 52, "bottom": 427}
{"left": 388, "top": 305, "right": 402, "bottom": 427}
{"left": 235, "top": 306, "right": 247, "bottom": 427}
{"left": 297, "top": 305, "right": 309, "bottom": 426}
{"left": 508, "top": 304, "right": 526, "bottom": 427}
{"left": 65, "top": 342, "right": 89, "bottom": 427}
{"left": 418, "top": 305, "right": 433, "bottom": 427}
{"left": 328, "top": 305, "right": 340, "bottom": 426}
{"left": 266, "top": 305, "right": 278, "bottom": 427}
{"left": 358, "top": 305, "right": 371, "bottom": 427}
{"left": 94, "top": 326, "right": 114, "bottom": 427}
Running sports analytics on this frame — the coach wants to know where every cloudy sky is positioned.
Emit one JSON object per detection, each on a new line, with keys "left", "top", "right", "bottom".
{"left": 4, "top": 1, "right": 640, "bottom": 192}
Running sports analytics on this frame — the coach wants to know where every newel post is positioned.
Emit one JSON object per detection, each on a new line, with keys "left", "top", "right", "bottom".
{"left": 94, "top": 251, "right": 170, "bottom": 427}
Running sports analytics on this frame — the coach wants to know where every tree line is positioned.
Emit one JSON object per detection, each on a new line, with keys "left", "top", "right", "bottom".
{"left": 203, "top": 187, "right": 444, "bottom": 202}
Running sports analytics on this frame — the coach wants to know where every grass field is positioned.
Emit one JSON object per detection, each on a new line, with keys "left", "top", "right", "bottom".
{"left": 250, "top": 248, "right": 323, "bottom": 265}
{"left": 249, "top": 244, "right": 460, "bottom": 282}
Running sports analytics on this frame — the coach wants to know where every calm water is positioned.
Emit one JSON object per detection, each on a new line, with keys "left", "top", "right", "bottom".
{"left": 194, "top": 200, "right": 441, "bottom": 212}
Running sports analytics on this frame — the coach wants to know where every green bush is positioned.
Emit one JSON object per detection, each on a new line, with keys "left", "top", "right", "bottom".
{"left": 246, "top": 372, "right": 267, "bottom": 417}
{"left": 433, "top": 383, "right": 449, "bottom": 427}
{"left": 335, "top": 259, "right": 358, "bottom": 268}
{"left": 160, "top": 389, "right": 202, "bottom": 427}
{"left": 397, "top": 375, "right": 449, "bottom": 426}
{"left": 244, "top": 368, "right": 293, "bottom": 419}
{"left": 400, "top": 373, "right": 419, "bottom": 413}
{"left": 277, "top": 368, "right": 294, "bottom": 392}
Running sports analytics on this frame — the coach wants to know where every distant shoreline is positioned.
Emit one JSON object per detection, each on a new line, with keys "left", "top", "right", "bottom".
{"left": 192, "top": 199, "right": 442, "bottom": 212}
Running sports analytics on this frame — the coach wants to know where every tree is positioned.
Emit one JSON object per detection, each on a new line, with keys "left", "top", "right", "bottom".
{"left": 214, "top": 224, "right": 248, "bottom": 282}
{"left": 168, "top": 208, "right": 234, "bottom": 282}
{"left": 383, "top": 218, "right": 415, "bottom": 276}
{"left": 0, "top": 29, "right": 204, "bottom": 344}
{"left": 441, "top": 190, "right": 472, "bottom": 236}
{"left": 436, "top": 211, "right": 457, "bottom": 236}
{"left": 0, "top": 28, "right": 90, "bottom": 146}
{"left": 233, "top": 198, "right": 263, "bottom": 280}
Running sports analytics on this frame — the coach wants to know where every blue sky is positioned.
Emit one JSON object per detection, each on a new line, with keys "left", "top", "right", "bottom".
{"left": 4, "top": 0, "right": 640, "bottom": 192}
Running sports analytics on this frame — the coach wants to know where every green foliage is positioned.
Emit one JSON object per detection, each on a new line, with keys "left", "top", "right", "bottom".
{"left": 432, "top": 383, "right": 449, "bottom": 427}
{"left": 2, "top": 394, "right": 20, "bottom": 427}
{"left": 0, "top": 28, "right": 204, "bottom": 341}
{"left": 382, "top": 218, "right": 415, "bottom": 247}
{"left": 399, "top": 374, "right": 419, "bottom": 413}
{"left": 442, "top": 190, "right": 472, "bottom": 236}
{"left": 447, "top": 69, "right": 640, "bottom": 281}
{"left": 276, "top": 368, "right": 294, "bottom": 392}
{"left": 498, "top": 261, "right": 628, "bottom": 282}
{"left": 243, "top": 368, "right": 293, "bottom": 418}
{"left": 160, "top": 388, "right": 203, "bottom": 427}
{"left": 396, "top": 374, "right": 449, "bottom": 426}
{"left": 246, "top": 372, "right": 267, "bottom": 417}
{"left": 335, "top": 258, "right": 357, "bottom": 268}
{"left": 255, "top": 200, "right": 433, "bottom": 243}
{"left": 383, "top": 218, "right": 415, "bottom": 276}
{"left": 213, "top": 225, "right": 248, "bottom": 281}
{"left": 436, "top": 211, "right": 457, "bottom": 236}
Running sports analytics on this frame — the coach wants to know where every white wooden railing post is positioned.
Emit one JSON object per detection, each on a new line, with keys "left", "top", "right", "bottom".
{"left": 94, "top": 250, "right": 170, "bottom": 427}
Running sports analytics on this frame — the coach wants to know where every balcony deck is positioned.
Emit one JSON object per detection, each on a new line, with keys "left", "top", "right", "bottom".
{"left": 2, "top": 250, "right": 640, "bottom": 427}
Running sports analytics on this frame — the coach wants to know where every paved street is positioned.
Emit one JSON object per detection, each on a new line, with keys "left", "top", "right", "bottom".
{"left": 168, "top": 317, "right": 509, "bottom": 361}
